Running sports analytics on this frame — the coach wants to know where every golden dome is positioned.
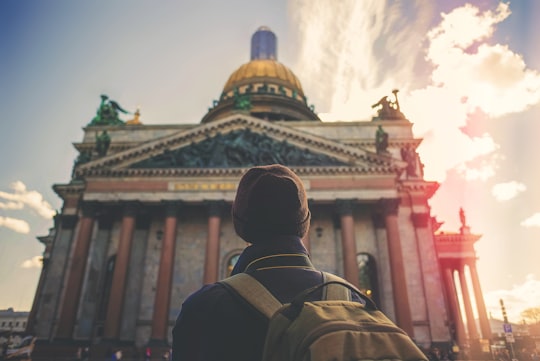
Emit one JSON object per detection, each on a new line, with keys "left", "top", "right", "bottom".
{"left": 223, "top": 59, "right": 304, "bottom": 96}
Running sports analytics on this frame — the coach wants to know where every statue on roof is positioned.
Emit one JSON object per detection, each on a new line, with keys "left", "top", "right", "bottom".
{"left": 95, "top": 130, "right": 111, "bottom": 157}
{"left": 89, "top": 94, "right": 128, "bottom": 126}
{"left": 126, "top": 108, "right": 142, "bottom": 125}
{"left": 375, "top": 125, "right": 389, "bottom": 154}
{"left": 459, "top": 207, "right": 467, "bottom": 228}
{"left": 458, "top": 207, "right": 472, "bottom": 234}
{"left": 400, "top": 145, "right": 417, "bottom": 177}
{"left": 372, "top": 89, "right": 406, "bottom": 120}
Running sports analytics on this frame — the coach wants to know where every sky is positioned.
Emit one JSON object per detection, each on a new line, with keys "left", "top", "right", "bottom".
{"left": 1, "top": 0, "right": 539, "bottom": 325}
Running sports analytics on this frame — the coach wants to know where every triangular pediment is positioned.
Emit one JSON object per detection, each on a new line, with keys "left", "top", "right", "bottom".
{"left": 130, "top": 128, "right": 347, "bottom": 168}
{"left": 75, "top": 114, "right": 403, "bottom": 177}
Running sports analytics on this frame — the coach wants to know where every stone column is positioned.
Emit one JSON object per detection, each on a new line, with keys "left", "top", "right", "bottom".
{"left": 458, "top": 265, "right": 479, "bottom": 339}
{"left": 56, "top": 203, "right": 96, "bottom": 339}
{"left": 150, "top": 202, "right": 180, "bottom": 343}
{"left": 104, "top": 203, "right": 138, "bottom": 340}
{"left": 443, "top": 265, "right": 467, "bottom": 346}
{"left": 336, "top": 200, "right": 359, "bottom": 287}
{"left": 203, "top": 201, "right": 223, "bottom": 284}
{"left": 468, "top": 262, "right": 491, "bottom": 339}
{"left": 378, "top": 198, "right": 414, "bottom": 336}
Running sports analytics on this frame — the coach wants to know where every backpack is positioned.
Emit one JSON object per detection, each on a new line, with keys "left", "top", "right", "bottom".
{"left": 221, "top": 272, "right": 427, "bottom": 361}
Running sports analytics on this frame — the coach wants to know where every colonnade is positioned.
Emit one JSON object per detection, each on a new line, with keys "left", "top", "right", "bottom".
{"left": 53, "top": 197, "right": 415, "bottom": 342}
{"left": 440, "top": 261, "right": 491, "bottom": 345}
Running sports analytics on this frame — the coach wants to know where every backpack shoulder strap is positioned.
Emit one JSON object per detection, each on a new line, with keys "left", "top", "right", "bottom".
{"left": 220, "top": 273, "right": 282, "bottom": 319}
{"left": 322, "top": 272, "right": 352, "bottom": 301}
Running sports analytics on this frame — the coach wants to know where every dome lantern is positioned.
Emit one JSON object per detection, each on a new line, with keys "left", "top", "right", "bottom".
{"left": 251, "top": 26, "right": 277, "bottom": 60}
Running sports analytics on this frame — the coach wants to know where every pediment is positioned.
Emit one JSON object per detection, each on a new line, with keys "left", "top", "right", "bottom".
{"left": 75, "top": 114, "right": 403, "bottom": 177}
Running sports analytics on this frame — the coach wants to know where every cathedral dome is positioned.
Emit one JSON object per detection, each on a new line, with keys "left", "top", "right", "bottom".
{"left": 201, "top": 27, "right": 319, "bottom": 123}
{"left": 223, "top": 59, "right": 304, "bottom": 97}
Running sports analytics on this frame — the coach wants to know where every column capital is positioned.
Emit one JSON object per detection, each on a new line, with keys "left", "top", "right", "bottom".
{"left": 377, "top": 198, "right": 400, "bottom": 216}
{"left": 122, "top": 201, "right": 141, "bottom": 216}
{"left": 57, "top": 214, "right": 78, "bottom": 229}
{"left": 411, "top": 212, "right": 430, "bottom": 227}
{"left": 206, "top": 200, "right": 227, "bottom": 218}
{"left": 335, "top": 199, "right": 355, "bottom": 216}
{"left": 162, "top": 201, "right": 182, "bottom": 218}
{"left": 80, "top": 202, "right": 99, "bottom": 218}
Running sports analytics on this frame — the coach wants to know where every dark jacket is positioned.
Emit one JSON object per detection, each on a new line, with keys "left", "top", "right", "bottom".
{"left": 172, "top": 236, "right": 329, "bottom": 361}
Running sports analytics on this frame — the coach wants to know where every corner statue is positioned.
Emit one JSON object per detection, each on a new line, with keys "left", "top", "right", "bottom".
{"left": 375, "top": 125, "right": 389, "bottom": 154}
{"left": 88, "top": 94, "right": 129, "bottom": 126}
{"left": 372, "top": 89, "right": 406, "bottom": 120}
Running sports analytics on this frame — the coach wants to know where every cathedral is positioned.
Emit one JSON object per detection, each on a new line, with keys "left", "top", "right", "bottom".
{"left": 27, "top": 27, "right": 491, "bottom": 358}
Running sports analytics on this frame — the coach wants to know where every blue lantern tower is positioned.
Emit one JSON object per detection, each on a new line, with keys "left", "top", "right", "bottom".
{"left": 250, "top": 26, "right": 277, "bottom": 60}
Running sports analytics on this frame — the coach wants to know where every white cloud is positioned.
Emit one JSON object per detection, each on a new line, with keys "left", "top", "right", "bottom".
{"left": 21, "top": 256, "right": 43, "bottom": 269}
{"left": 491, "top": 181, "right": 526, "bottom": 201}
{"left": 0, "top": 201, "right": 24, "bottom": 210}
{"left": 0, "top": 181, "right": 55, "bottom": 219}
{"left": 292, "top": 2, "right": 540, "bottom": 183}
{"left": 483, "top": 274, "right": 540, "bottom": 322}
{"left": 521, "top": 213, "right": 540, "bottom": 228}
{"left": 0, "top": 216, "right": 30, "bottom": 234}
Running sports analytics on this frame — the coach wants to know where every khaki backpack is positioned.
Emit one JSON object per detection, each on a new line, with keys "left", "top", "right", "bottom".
{"left": 221, "top": 272, "right": 428, "bottom": 361}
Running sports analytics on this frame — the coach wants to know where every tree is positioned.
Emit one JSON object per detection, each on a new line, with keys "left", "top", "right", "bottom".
{"left": 521, "top": 307, "right": 540, "bottom": 324}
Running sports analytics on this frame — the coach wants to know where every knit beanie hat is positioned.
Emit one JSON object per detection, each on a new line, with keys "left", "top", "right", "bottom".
{"left": 232, "top": 164, "right": 311, "bottom": 243}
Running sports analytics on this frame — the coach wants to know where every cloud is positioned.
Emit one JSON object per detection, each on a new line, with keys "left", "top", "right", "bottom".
{"left": 0, "top": 216, "right": 30, "bottom": 234}
{"left": 21, "top": 256, "right": 43, "bottom": 269}
{"left": 521, "top": 213, "right": 540, "bottom": 228}
{"left": 491, "top": 181, "right": 526, "bottom": 201}
{"left": 0, "top": 201, "right": 24, "bottom": 210}
{"left": 0, "top": 181, "right": 55, "bottom": 219}
{"left": 425, "top": 3, "right": 540, "bottom": 117}
{"left": 483, "top": 274, "right": 540, "bottom": 322}
{"left": 291, "top": 1, "right": 540, "bottom": 183}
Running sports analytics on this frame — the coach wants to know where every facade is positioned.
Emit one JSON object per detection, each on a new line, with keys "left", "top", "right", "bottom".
{"left": 27, "top": 27, "right": 490, "bottom": 357}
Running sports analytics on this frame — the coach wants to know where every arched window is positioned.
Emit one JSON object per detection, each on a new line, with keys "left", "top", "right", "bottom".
{"left": 227, "top": 254, "right": 241, "bottom": 277}
{"left": 357, "top": 253, "right": 379, "bottom": 305}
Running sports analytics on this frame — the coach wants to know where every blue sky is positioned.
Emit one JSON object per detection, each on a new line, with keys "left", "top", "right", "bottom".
{"left": 1, "top": 0, "right": 539, "bottom": 323}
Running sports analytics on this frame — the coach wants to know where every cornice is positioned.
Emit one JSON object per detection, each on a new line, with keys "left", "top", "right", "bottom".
{"left": 52, "top": 182, "right": 85, "bottom": 199}
{"left": 343, "top": 138, "right": 423, "bottom": 149}
{"left": 398, "top": 180, "right": 440, "bottom": 199}
{"left": 80, "top": 165, "right": 401, "bottom": 178}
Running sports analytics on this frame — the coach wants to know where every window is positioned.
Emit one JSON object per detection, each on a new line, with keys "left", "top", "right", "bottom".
{"left": 357, "top": 253, "right": 380, "bottom": 305}
{"left": 227, "top": 254, "right": 241, "bottom": 277}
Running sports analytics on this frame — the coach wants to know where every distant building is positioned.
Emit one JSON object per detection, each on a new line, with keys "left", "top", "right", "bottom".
{"left": 0, "top": 308, "right": 29, "bottom": 334}
{"left": 27, "top": 27, "right": 491, "bottom": 358}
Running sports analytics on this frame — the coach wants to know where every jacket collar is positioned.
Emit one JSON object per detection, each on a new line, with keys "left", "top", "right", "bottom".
{"left": 231, "top": 236, "right": 309, "bottom": 275}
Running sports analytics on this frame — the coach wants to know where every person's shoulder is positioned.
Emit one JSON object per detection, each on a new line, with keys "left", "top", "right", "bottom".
{"left": 181, "top": 282, "right": 231, "bottom": 309}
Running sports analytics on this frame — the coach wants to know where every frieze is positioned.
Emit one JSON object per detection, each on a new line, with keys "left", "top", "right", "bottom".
{"left": 169, "top": 182, "right": 237, "bottom": 191}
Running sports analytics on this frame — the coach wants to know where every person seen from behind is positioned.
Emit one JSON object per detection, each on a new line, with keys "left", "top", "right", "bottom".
{"left": 172, "top": 164, "right": 363, "bottom": 361}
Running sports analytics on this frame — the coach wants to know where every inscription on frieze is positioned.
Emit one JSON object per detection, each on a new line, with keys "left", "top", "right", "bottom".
{"left": 130, "top": 129, "right": 347, "bottom": 168}
{"left": 170, "top": 182, "right": 237, "bottom": 191}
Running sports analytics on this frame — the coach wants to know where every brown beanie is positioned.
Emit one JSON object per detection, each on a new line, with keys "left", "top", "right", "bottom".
{"left": 232, "top": 164, "right": 311, "bottom": 243}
